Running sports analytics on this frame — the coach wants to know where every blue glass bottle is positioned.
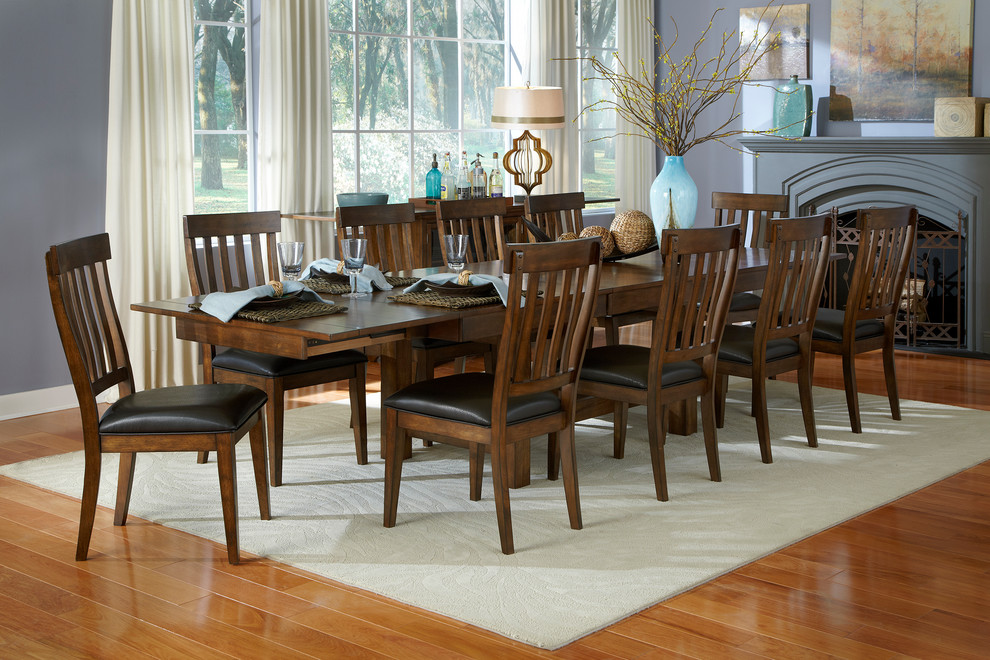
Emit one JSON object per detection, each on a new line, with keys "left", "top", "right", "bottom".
{"left": 426, "top": 153, "right": 441, "bottom": 199}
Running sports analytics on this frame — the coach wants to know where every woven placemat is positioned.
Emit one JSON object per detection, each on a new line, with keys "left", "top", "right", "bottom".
{"left": 388, "top": 291, "right": 502, "bottom": 309}
{"left": 235, "top": 300, "right": 346, "bottom": 323}
{"left": 302, "top": 274, "right": 419, "bottom": 294}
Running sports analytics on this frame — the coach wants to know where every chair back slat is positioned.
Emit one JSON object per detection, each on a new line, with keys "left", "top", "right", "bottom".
{"left": 524, "top": 192, "right": 585, "bottom": 240}
{"left": 756, "top": 212, "right": 834, "bottom": 343}
{"left": 848, "top": 206, "right": 919, "bottom": 322}
{"left": 651, "top": 226, "right": 741, "bottom": 369}
{"left": 436, "top": 198, "right": 510, "bottom": 263}
{"left": 336, "top": 203, "right": 419, "bottom": 272}
{"left": 183, "top": 211, "right": 281, "bottom": 295}
{"left": 712, "top": 191, "right": 789, "bottom": 249}
{"left": 46, "top": 234, "right": 133, "bottom": 428}
{"left": 497, "top": 239, "right": 602, "bottom": 408}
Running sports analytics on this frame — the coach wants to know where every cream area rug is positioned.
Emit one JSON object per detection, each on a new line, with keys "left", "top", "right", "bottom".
{"left": 2, "top": 380, "right": 989, "bottom": 649}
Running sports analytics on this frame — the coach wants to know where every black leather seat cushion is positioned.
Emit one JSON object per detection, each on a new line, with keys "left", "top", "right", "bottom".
{"left": 580, "top": 345, "right": 704, "bottom": 390}
{"left": 213, "top": 348, "right": 366, "bottom": 378}
{"left": 812, "top": 308, "right": 885, "bottom": 343}
{"left": 384, "top": 372, "right": 560, "bottom": 427}
{"left": 718, "top": 324, "right": 800, "bottom": 365}
{"left": 729, "top": 291, "right": 762, "bottom": 312}
{"left": 100, "top": 384, "right": 267, "bottom": 435}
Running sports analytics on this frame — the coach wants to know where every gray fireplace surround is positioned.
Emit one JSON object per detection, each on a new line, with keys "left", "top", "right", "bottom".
{"left": 738, "top": 136, "right": 990, "bottom": 354}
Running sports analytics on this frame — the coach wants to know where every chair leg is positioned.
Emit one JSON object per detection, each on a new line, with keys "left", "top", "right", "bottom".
{"left": 546, "top": 432, "right": 559, "bottom": 481}
{"left": 700, "top": 390, "right": 721, "bottom": 482}
{"left": 882, "top": 335, "right": 901, "bottom": 421}
{"left": 197, "top": 450, "right": 210, "bottom": 464}
{"left": 557, "top": 428, "right": 583, "bottom": 530}
{"left": 383, "top": 408, "right": 404, "bottom": 528}
{"left": 76, "top": 451, "right": 103, "bottom": 561}
{"left": 752, "top": 376, "right": 773, "bottom": 464}
{"left": 469, "top": 443, "right": 485, "bottom": 500}
{"left": 715, "top": 373, "right": 729, "bottom": 428}
{"left": 113, "top": 451, "right": 136, "bottom": 525}
{"left": 349, "top": 368, "right": 369, "bottom": 465}
{"left": 613, "top": 402, "right": 628, "bottom": 459}
{"left": 248, "top": 418, "right": 271, "bottom": 521}
{"left": 603, "top": 317, "right": 619, "bottom": 346}
{"left": 214, "top": 434, "right": 240, "bottom": 564}
{"left": 797, "top": 354, "right": 818, "bottom": 448}
{"left": 841, "top": 349, "right": 863, "bottom": 433}
{"left": 490, "top": 439, "right": 514, "bottom": 554}
{"left": 266, "top": 381, "right": 285, "bottom": 487}
{"left": 646, "top": 403, "right": 668, "bottom": 501}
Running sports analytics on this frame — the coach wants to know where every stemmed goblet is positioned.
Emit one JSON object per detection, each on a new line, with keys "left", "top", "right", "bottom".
{"left": 340, "top": 238, "right": 368, "bottom": 298}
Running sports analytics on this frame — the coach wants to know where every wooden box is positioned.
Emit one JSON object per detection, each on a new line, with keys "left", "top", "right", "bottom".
{"left": 934, "top": 97, "right": 990, "bottom": 137}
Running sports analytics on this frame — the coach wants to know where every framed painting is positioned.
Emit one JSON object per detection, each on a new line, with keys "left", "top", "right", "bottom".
{"left": 830, "top": 0, "right": 973, "bottom": 121}
{"left": 740, "top": 3, "right": 810, "bottom": 80}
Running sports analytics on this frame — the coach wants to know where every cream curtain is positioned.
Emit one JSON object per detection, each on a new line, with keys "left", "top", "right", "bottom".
{"left": 529, "top": 0, "right": 579, "bottom": 195}
{"left": 105, "top": 0, "right": 197, "bottom": 390}
{"left": 258, "top": 0, "right": 335, "bottom": 261}
{"left": 615, "top": 0, "right": 656, "bottom": 213}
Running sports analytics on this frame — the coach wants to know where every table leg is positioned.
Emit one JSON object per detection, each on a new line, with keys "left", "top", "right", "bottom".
{"left": 667, "top": 398, "right": 698, "bottom": 436}
{"left": 379, "top": 339, "right": 414, "bottom": 459}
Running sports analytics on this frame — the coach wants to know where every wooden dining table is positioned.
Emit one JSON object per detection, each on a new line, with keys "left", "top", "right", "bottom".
{"left": 132, "top": 247, "right": 774, "bottom": 488}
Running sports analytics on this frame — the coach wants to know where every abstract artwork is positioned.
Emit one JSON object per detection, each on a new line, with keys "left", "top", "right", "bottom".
{"left": 740, "top": 3, "right": 810, "bottom": 80}
{"left": 829, "top": 0, "right": 973, "bottom": 121}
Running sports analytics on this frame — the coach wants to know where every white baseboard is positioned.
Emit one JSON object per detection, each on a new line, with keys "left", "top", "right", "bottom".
{"left": 0, "top": 385, "right": 79, "bottom": 421}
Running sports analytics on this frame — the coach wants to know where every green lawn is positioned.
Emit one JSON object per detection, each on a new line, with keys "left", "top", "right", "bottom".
{"left": 194, "top": 159, "right": 249, "bottom": 213}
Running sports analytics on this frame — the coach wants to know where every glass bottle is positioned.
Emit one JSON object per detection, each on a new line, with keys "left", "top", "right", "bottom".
{"left": 426, "top": 153, "right": 441, "bottom": 199}
{"left": 489, "top": 152, "right": 503, "bottom": 198}
{"left": 472, "top": 153, "right": 487, "bottom": 199}
{"left": 440, "top": 152, "right": 454, "bottom": 200}
{"left": 456, "top": 151, "right": 472, "bottom": 200}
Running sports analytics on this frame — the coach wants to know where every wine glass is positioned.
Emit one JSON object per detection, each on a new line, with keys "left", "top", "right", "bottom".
{"left": 340, "top": 238, "right": 368, "bottom": 298}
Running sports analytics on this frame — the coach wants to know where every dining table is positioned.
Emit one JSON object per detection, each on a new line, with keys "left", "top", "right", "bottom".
{"left": 132, "top": 247, "right": 774, "bottom": 488}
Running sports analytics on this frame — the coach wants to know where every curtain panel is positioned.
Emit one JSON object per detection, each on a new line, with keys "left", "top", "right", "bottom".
{"left": 105, "top": 0, "right": 197, "bottom": 390}
{"left": 616, "top": 0, "right": 656, "bottom": 213}
{"left": 258, "top": 0, "right": 335, "bottom": 262}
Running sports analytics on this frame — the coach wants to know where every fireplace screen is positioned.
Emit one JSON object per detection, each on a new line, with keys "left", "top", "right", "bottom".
{"left": 824, "top": 211, "right": 965, "bottom": 348}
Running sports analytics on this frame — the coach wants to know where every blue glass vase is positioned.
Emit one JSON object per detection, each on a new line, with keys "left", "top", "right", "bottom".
{"left": 773, "top": 75, "right": 812, "bottom": 137}
{"left": 649, "top": 155, "right": 698, "bottom": 244}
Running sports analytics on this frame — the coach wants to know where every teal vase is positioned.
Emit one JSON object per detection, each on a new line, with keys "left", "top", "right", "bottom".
{"left": 649, "top": 155, "right": 698, "bottom": 244}
{"left": 773, "top": 75, "right": 812, "bottom": 137}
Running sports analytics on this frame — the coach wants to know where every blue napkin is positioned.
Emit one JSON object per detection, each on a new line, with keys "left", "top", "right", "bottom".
{"left": 198, "top": 280, "right": 324, "bottom": 322}
{"left": 403, "top": 272, "right": 509, "bottom": 306}
{"left": 299, "top": 258, "right": 393, "bottom": 293}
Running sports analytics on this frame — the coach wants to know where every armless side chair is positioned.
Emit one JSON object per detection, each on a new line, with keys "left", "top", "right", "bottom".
{"left": 183, "top": 211, "right": 369, "bottom": 486}
{"left": 46, "top": 233, "right": 270, "bottom": 564}
{"left": 811, "top": 205, "right": 918, "bottom": 433}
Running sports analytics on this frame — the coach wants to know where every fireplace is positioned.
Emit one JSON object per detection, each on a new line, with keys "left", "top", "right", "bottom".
{"left": 738, "top": 137, "right": 990, "bottom": 354}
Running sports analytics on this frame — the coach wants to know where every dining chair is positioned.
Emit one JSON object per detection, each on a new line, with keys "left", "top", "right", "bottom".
{"left": 382, "top": 238, "right": 603, "bottom": 554}
{"left": 524, "top": 191, "right": 585, "bottom": 240}
{"left": 46, "top": 233, "right": 271, "bottom": 564}
{"left": 811, "top": 205, "right": 918, "bottom": 433}
{"left": 574, "top": 225, "right": 740, "bottom": 501}
{"left": 340, "top": 202, "right": 497, "bottom": 382}
{"left": 715, "top": 211, "right": 834, "bottom": 464}
{"left": 435, "top": 197, "right": 511, "bottom": 263}
{"left": 712, "top": 191, "right": 790, "bottom": 323}
{"left": 336, "top": 202, "right": 420, "bottom": 272}
{"left": 183, "top": 211, "right": 369, "bottom": 486}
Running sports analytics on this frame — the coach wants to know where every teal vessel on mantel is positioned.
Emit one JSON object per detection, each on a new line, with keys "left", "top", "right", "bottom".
{"left": 649, "top": 155, "right": 698, "bottom": 244}
{"left": 773, "top": 75, "right": 812, "bottom": 137}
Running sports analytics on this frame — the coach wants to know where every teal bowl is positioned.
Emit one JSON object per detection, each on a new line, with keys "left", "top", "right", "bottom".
{"left": 336, "top": 192, "right": 389, "bottom": 207}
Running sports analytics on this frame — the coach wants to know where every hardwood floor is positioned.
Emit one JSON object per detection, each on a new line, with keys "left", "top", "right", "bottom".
{"left": 1, "top": 336, "right": 988, "bottom": 658}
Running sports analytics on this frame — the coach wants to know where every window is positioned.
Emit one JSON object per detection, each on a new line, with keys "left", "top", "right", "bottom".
{"left": 328, "top": 0, "right": 509, "bottom": 201}
{"left": 576, "top": 0, "right": 616, "bottom": 203}
{"left": 193, "top": 0, "right": 252, "bottom": 212}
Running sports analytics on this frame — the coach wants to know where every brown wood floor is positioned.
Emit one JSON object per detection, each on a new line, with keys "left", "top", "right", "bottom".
{"left": 1, "top": 331, "right": 989, "bottom": 658}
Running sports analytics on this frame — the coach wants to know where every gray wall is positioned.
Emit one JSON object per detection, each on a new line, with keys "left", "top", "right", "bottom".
{"left": 656, "top": 0, "right": 990, "bottom": 225}
{"left": 0, "top": 0, "right": 112, "bottom": 396}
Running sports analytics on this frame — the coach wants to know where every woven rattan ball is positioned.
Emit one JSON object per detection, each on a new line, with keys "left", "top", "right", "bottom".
{"left": 578, "top": 225, "right": 615, "bottom": 256}
{"left": 557, "top": 231, "right": 579, "bottom": 241}
{"left": 610, "top": 210, "right": 655, "bottom": 253}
